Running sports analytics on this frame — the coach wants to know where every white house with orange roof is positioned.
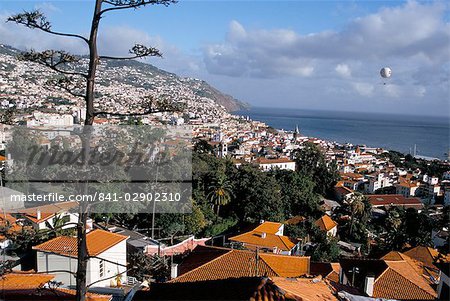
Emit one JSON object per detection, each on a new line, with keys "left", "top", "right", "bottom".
{"left": 33, "top": 229, "right": 128, "bottom": 288}
{"left": 315, "top": 215, "right": 338, "bottom": 237}
{"left": 396, "top": 178, "right": 420, "bottom": 198}
{"left": 15, "top": 201, "right": 89, "bottom": 231}
{"left": 229, "top": 221, "right": 299, "bottom": 255}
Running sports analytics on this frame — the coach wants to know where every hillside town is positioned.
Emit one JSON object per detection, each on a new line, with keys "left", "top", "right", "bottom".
{"left": 0, "top": 32, "right": 449, "bottom": 301}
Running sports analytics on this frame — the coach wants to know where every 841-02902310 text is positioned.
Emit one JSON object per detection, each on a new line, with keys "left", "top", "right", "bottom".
{"left": 10, "top": 192, "right": 182, "bottom": 203}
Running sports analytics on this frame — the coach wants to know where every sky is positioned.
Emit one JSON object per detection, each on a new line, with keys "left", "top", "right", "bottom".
{"left": 0, "top": 0, "right": 449, "bottom": 117}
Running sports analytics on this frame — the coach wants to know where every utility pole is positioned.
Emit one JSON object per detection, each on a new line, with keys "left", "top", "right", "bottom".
{"left": 255, "top": 247, "right": 259, "bottom": 277}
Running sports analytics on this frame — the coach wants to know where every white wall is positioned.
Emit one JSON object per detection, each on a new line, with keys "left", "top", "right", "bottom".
{"left": 37, "top": 251, "right": 77, "bottom": 287}
{"left": 36, "top": 239, "right": 127, "bottom": 288}
{"left": 88, "top": 240, "right": 127, "bottom": 287}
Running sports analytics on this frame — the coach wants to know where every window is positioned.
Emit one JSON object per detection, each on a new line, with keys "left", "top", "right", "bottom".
{"left": 99, "top": 260, "right": 104, "bottom": 278}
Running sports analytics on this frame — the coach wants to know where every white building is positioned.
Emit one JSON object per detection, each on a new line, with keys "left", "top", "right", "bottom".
{"left": 253, "top": 157, "right": 296, "bottom": 171}
{"left": 33, "top": 229, "right": 128, "bottom": 288}
{"left": 17, "top": 201, "right": 83, "bottom": 231}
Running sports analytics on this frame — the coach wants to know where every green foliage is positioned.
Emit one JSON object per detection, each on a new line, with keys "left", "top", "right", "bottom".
{"left": 294, "top": 142, "right": 340, "bottom": 196}
{"left": 334, "top": 193, "right": 372, "bottom": 245}
{"left": 270, "top": 169, "right": 321, "bottom": 218}
{"left": 229, "top": 164, "right": 284, "bottom": 222}
{"left": 373, "top": 207, "right": 434, "bottom": 255}
{"left": 203, "top": 217, "right": 238, "bottom": 237}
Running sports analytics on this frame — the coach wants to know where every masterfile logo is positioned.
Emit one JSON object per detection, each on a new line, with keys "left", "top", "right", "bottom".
{"left": 2, "top": 125, "right": 193, "bottom": 214}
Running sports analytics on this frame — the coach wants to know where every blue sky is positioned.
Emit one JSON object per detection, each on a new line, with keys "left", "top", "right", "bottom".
{"left": 1, "top": 1, "right": 449, "bottom": 116}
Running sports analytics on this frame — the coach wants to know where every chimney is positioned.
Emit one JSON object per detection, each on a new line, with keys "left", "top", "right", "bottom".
{"left": 170, "top": 263, "right": 178, "bottom": 279}
{"left": 36, "top": 210, "right": 41, "bottom": 220}
{"left": 261, "top": 232, "right": 266, "bottom": 239}
{"left": 364, "top": 275, "right": 375, "bottom": 297}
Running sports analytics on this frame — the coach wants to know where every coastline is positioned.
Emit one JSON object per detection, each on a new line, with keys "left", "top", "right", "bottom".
{"left": 231, "top": 107, "right": 449, "bottom": 161}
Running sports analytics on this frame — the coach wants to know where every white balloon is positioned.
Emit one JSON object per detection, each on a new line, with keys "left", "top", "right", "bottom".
{"left": 380, "top": 67, "right": 392, "bottom": 78}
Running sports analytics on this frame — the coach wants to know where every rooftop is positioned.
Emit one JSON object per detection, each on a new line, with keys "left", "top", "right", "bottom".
{"left": 33, "top": 229, "right": 128, "bottom": 257}
{"left": 171, "top": 245, "right": 309, "bottom": 283}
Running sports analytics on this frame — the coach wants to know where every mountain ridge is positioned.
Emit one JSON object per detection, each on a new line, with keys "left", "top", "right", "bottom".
{"left": 0, "top": 44, "right": 249, "bottom": 112}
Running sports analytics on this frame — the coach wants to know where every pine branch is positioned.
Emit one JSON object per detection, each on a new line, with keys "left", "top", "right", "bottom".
{"left": 100, "top": 0, "right": 177, "bottom": 15}
{"left": 46, "top": 76, "right": 86, "bottom": 99}
{"left": 99, "top": 44, "right": 162, "bottom": 60}
{"left": 7, "top": 10, "right": 89, "bottom": 44}
{"left": 18, "top": 50, "right": 87, "bottom": 78}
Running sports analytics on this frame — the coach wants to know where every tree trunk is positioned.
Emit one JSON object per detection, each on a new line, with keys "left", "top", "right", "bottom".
{"left": 76, "top": 1, "right": 102, "bottom": 300}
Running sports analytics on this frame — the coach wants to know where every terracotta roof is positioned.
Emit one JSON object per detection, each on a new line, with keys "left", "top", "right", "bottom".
{"left": 18, "top": 201, "right": 78, "bottom": 223}
{"left": 33, "top": 229, "right": 128, "bottom": 257}
{"left": 310, "top": 262, "right": 340, "bottom": 283}
{"left": 271, "top": 277, "right": 338, "bottom": 301}
{"left": 315, "top": 215, "right": 337, "bottom": 232}
{"left": 253, "top": 222, "right": 283, "bottom": 234}
{"left": 172, "top": 245, "right": 309, "bottom": 283}
{"left": 229, "top": 222, "right": 295, "bottom": 251}
{"left": 367, "top": 194, "right": 423, "bottom": 209}
{"left": 0, "top": 272, "right": 54, "bottom": 290}
{"left": 341, "top": 258, "right": 437, "bottom": 300}
{"left": 374, "top": 262, "right": 436, "bottom": 300}
{"left": 229, "top": 232, "right": 295, "bottom": 251}
{"left": 284, "top": 216, "right": 306, "bottom": 225}
{"left": 259, "top": 253, "right": 310, "bottom": 277}
{"left": 334, "top": 186, "right": 354, "bottom": 195}
{"left": 0, "top": 155, "right": 6, "bottom": 161}
{"left": 0, "top": 210, "right": 22, "bottom": 239}
{"left": 382, "top": 250, "right": 441, "bottom": 287}
{"left": 404, "top": 246, "right": 450, "bottom": 268}
{"left": 254, "top": 157, "right": 294, "bottom": 164}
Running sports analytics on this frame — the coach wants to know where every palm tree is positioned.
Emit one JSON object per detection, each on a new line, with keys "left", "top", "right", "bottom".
{"left": 207, "top": 172, "right": 233, "bottom": 216}
{"left": 348, "top": 193, "right": 366, "bottom": 236}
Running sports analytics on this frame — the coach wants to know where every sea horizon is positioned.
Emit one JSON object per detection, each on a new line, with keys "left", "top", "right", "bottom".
{"left": 234, "top": 106, "right": 449, "bottom": 160}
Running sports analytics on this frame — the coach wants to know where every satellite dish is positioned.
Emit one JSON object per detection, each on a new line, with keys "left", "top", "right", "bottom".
{"left": 380, "top": 67, "right": 392, "bottom": 78}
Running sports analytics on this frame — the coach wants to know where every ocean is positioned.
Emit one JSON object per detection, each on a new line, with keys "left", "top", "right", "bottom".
{"left": 234, "top": 107, "right": 449, "bottom": 160}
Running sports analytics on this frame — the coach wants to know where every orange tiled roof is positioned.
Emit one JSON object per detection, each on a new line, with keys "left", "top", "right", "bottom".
{"left": 271, "top": 277, "right": 338, "bottom": 301}
{"left": 0, "top": 210, "right": 22, "bottom": 239}
{"left": 229, "top": 232, "right": 295, "bottom": 251}
{"left": 0, "top": 155, "right": 6, "bottom": 161}
{"left": 0, "top": 272, "right": 54, "bottom": 290}
{"left": 284, "top": 215, "right": 306, "bottom": 225}
{"left": 404, "top": 246, "right": 450, "bottom": 267}
{"left": 315, "top": 215, "right": 337, "bottom": 232}
{"left": 259, "top": 253, "right": 310, "bottom": 277}
{"left": 33, "top": 229, "right": 127, "bottom": 257}
{"left": 229, "top": 222, "right": 295, "bottom": 251}
{"left": 172, "top": 246, "right": 309, "bottom": 283}
{"left": 382, "top": 251, "right": 438, "bottom": 286}
{"left": 253, "top": 222, "right": 283, "bottom": 235}
{"left": 374, "top": 261, "right": 437, "bottom": 300}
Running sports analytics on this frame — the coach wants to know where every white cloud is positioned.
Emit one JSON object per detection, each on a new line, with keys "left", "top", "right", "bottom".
{"left": 204, "top": 1, "right": 449, "bottom": 80}
{"left": 335, "top": 63, "right": 351, "bottom": 77}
